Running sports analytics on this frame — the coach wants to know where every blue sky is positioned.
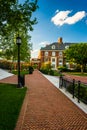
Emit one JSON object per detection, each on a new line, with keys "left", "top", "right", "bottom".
{"left": 20, "top": 0, "right": 87, "bottom": 58}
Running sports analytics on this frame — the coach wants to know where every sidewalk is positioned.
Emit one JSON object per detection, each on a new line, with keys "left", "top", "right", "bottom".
{"left": 0, "top": 69, "right": 14, "bottom": 80}
{"left": 43, "top": 74, "right": 87, "bottom": 114}
{"left": 0, "top": 70, "right": 87, "bottom": 130}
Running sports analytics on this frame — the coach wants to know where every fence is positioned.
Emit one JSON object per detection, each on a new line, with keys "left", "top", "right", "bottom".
{"left": 59, "top": 76, "right": 87, "bottom": 104}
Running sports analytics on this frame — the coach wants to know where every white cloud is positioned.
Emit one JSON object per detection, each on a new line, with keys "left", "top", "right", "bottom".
{"left": 39, "top": 41, "right": 50, "bottom": 46}
{"left": 55, "top": 10, "right": 59, "bottom": 13}
{"left": 31, "top": 49, "right": 38, "bottom": 54}
{"left": 31, "top": 41, "right": 50, "bottom": 58}
{"left": 31, "top": 49, "right": 39, "bottom": 58}
{"left": 51, "top": 10, "right": 86, "bottom": 26}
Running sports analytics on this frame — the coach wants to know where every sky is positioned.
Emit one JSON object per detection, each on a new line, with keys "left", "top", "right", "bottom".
{"left": 20, "top": 0, "right": 87, "bottom": 58}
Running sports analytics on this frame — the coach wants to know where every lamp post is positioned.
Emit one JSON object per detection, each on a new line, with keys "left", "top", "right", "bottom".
{"left": 16, "top": 35, "right": 22, "bottom": 88}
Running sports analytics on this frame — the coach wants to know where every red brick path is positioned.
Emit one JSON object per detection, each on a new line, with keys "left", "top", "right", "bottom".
{"left": 63, "top": 73, "right": 87, "bottom": 84}
{"left": 0, "top": 70, "right": 87, "bottom": 130}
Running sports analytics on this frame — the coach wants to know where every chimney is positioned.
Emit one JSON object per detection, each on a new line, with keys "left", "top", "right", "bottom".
{"left": 58, "top": 37, "right": 63, "bottom": 44}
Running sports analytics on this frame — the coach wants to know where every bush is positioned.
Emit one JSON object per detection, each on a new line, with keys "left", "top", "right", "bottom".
{"left": 67, "top": 83, "right": 87, "bottom": 104}
{"left": 40, "top": 68, "right": 48, "bottom": 74}
{"left": 58, "top": 65, "right": 68, "bottom": 72}
{"left": 29, "top": 66, "right": 34, "bottom": 74}
{"left": 0, "top": 60, "right": 12, "bottom": 70}
{"left": 49, "top": 69, "right": 54, "bottom": 75}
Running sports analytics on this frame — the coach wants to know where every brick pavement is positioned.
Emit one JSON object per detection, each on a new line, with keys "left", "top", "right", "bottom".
{"left": 0, "top": 70, "right": 87, "bottom": 130}
{"left": 63, "top": 73, "right": 87, "bottom": 84}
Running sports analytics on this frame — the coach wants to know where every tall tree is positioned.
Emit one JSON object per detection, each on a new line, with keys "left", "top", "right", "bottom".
{"left": 0, "top": 0, "right": 38, "bottom": 35}
{"left": 65, "top": 43, "right": 87, "bottom": 73}
{"left": 0, "top": 0, "right": 38, "bottom": 61}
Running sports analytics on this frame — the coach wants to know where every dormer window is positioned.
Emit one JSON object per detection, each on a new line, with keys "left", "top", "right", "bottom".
{"left": 51, "top": 45, "right": 55, "bottom": 49}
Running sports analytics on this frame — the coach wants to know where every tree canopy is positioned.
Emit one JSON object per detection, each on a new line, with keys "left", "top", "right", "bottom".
{"left": 0, "top": 0, "right": 38, "bottom": 35}
{"left": 65, "top": 43, "right": 87, "bottom": 72}
{"left": 0, "top": 0, "right": 38, "bottom": 61}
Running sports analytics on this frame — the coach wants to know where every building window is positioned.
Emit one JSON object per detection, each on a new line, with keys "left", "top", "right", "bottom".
{"left": 59, "top": 51, "right": 62, "bottom": 56}
{"left": 52, "top": 52, "right": 55, "bottom": 56}
{"left": 52, "top": 64, "right": 55, "bottom": 68}
{"left": 51, "top": 57, "right": 56, "bottom": 69}
{"left": 44, "top": 58, "right": 48, "bottom": 62}
{"left": 45, "top": 51, "right": 48, "bottom": 56}
{"left": 51, "top": 45, "right": 55, "bottom": 49}
{"left": 59, "top": 58, "right": 63, "bottom": 66}
{"left": 52, "top": 58, "right": 55, "bottom": 62}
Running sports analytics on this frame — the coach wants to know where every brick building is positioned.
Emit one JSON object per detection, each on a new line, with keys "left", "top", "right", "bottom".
{"left": 39, "top": 37, "right": 74, "bottom": 70}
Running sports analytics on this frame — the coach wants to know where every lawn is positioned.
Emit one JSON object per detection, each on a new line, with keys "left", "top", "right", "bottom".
{"left": 12, "top": 70, "right": 29, "bottom": 75}
{"left": 64, "top": 72, "right": 87, "bottom": 76}
{"left": 0, "top": 83, "right": 27, "bottom": 130}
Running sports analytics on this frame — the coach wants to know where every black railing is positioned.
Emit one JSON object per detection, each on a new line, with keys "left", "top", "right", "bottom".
{"left": 59, "top": 76, "right": 87, "bottom": 104}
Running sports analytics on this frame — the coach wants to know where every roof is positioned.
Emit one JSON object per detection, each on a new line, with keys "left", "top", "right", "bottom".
{"left": 40, "top": 42, "right": 75, "bottom": 51}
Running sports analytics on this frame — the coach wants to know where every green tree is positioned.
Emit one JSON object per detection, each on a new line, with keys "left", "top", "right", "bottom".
{"left": 65, "top": 43, "right": 87, "bottom": 73}
{"left": 0, "top": 31, "right": 32, "bottom": 61}
{"left": 0, "top": 0, "right": 38, "bottom": 60}
{"left": 0, "top": 0, "right": 38, "bottom": 35}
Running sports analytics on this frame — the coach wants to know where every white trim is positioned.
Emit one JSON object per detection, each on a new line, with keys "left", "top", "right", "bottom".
{"left": 51, "top": 57, "right": 57, "bottom": 69}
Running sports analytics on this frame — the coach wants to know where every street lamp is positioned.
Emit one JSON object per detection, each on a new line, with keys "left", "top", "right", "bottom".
{"left": 16, "top": 35, "right": 22, "bottom": 88}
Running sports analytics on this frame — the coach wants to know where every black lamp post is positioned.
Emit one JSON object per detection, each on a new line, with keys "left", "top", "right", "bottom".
{"left": 16, "top": 35, "right": 22, "bottom": 88}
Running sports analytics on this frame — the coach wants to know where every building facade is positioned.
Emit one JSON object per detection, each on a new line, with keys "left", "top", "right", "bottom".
{"left": 39, "top": 37, "right": 74, "bottom": 70}
{"left": 31, "top": 58, "right": 41, "bottom": 69}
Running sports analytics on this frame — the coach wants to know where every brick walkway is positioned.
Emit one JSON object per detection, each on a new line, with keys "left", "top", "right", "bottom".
{"left": 63, "top": 73, "right": 87, "bottom": 84}
{"left": 0, "top": 70, "right": 87, "bottom": 130}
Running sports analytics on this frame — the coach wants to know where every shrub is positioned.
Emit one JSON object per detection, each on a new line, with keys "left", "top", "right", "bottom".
{"left": 58, "top": 65, "right": 68, "bottom": 72}
{"left": 49, "top": 69, "right": 54, "bottom": 75}
{"left": 28, "top": 66, "right": 34, "bottom": 74}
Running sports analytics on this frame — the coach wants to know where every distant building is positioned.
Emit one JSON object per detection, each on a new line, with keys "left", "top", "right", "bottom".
{"left": 39, "top": 37, "right": 75, "bottom": 70}
{"left": 31, "top": 58, "right": 41, "bottom": 69}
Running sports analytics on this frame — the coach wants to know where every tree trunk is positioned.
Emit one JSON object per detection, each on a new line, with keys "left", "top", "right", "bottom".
{"left": 81, "top": 65, "right": 84, "bottom": 74}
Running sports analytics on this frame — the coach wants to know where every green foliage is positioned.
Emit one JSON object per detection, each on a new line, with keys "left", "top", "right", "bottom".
{"left": 58, "top": 65, "right": 68, "bottom": 72}
{"left": 80, "top": 85, "right": 87, "bottom": 104}
{"left": 29, "top": 66, "right": 34, "bottom": 74}
{"left": 0, "top": 0, "right": 38, "bottom": 61}
{"left": 65, "top": 81, "right": 87, "bottom": 104}
{"left": 12, "top": 70, "right": 29, "bottom": 75}
{"left": 0, "top": 60, "right": 31, "bottom": 71}
{"left": 0, "top": 60, "right": 12, "bottom": 70}
{"left": 65, "top": 43, "right": 87, "bottom": 72}
{"left": 0, "top": 0, "right": 38, "bottom": 35}
{"left": 40, "top": 62, "right": 61, "bottom": 76}
{"left": 40, "top": 62, "right": 52, "bottom": 74}
{"left": 0, "top": 83, "right": 27, "bottom": 130}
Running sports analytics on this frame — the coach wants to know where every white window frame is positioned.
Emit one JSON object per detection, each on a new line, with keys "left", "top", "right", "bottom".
{"left": 52, "top": 51, "right": 55, "bottom": 56}
{"left": 59, "top": 51, "right": 63, "bottom": 56}
{"left": 59, "top": 58, "right": 63, "bottom": 66}
{"left": 51, "top": 57, "right": 57, "bottom": 69}
{"left": 45, "top": 51, "right": 48, "bottom": 56}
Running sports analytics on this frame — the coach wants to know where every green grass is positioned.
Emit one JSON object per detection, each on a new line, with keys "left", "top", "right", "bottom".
{"left": 65, "top": 72, "right": 87, "bottom": 76}
{"left": 12, "top": 70, "right": 29, "bottom": 75}
{"left": 0, "top": 83, "right": 27, "bottom": 130}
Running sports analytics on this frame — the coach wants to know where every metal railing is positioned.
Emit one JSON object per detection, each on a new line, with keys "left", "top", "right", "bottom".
{"left": 59, "top": 76, "right": 87, "bottom": 104}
